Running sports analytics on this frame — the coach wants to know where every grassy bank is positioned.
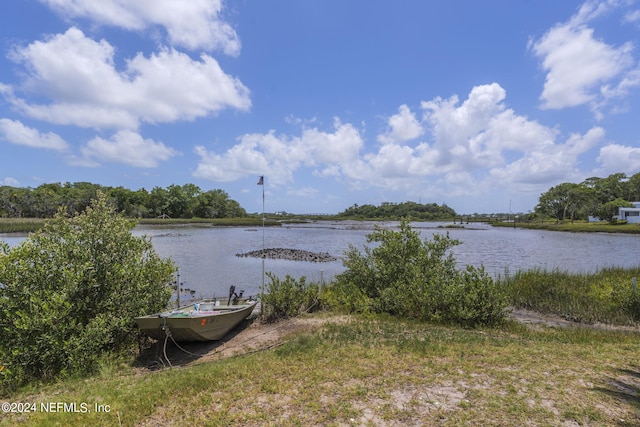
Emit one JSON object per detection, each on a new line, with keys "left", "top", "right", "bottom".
{"left": 0, "top": 218, "right": 45, "bottom": 234}
{"left": 491, "top": 219, "right": 640, "bottom": 234}
{"left": 136, "top": 217, "right": 282, "bottom": 227}
{"left": 0, "top": 217, "right": 281, "bottom": 233}
{"left": 1, "top": 315, "right": 639, "bottom": 426}
{"left": 500, "top": 267, "right": 640, "bottom": 325}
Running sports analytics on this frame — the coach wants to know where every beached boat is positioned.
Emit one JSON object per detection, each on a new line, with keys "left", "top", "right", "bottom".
{"left": 135, "top": 299, "right": 258, "bottom": 342}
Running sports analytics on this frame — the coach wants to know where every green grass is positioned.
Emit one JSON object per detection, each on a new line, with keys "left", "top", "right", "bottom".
{"left": 2, "top": 314, "right": 640, "bottom": 426}
{"left": 491, "top": 219, "right": 640, "bottom": 233}
{"left": 0, "top": 217, "right": 282, "bottom": 234}
{"left": 135, "top": 217, "right": 282, "bottom": 227}
{"left": 0, "top": 218, "right": 45, "bottom": 233}
{"left": 500, "top": 267, "right": 640, "bottom": 324}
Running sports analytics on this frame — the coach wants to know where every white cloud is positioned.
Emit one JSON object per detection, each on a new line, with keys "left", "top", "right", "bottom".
{"left": 193, "top": 83, "right": 594, "bottom": 202}
{"left": 489, "top": 127, "right": 604, "bottom": 190}
{"left": 193, "top": 119, "right": 364, "bottom": 184}
{"left": 419, "top": 83, "right": 556, "bottom": 172}
{"left": 286, "top": 187, "right": 319, "bottom": 199}
{"left": 4, "top": 27, "right": 250, "bottom": 129}
{"left": 1, "top": 177, "right": 20, "bottom": 186}
{"left": 39, "top": 0, "right": 241, "bottom": 55}
{"left": 0, "top": 118, "right": 69, "bottom": 151}
{"left": 624, "top": 9, "right": 640, "bottom": 23}
{"left": 530, "top": 0, "right": 639, "bottom": 115}
{"left": 596, "top": 143, "right": 640, "bottom": 174}
{"left": 81, "top": 130, "right": 179, "bottom": 167}
{"left": 377, "top": 104, "right": 424, "bottom": 144}
{"left": 357, "top": 84, "right": 603, "bottom": 198}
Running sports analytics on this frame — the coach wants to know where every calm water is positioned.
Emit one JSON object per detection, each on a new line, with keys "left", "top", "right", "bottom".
{"left": 3, "top": 221, "right": 640, "bottom": 299}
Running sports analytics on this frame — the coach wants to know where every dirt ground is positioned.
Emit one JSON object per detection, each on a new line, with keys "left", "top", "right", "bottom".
{"left": 139, "top": 308, "right": 640, "bottom": 370}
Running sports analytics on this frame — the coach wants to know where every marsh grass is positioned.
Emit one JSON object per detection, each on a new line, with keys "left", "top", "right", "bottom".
{"left": 2, "top": 314, "right": 640, "bottom": 426}
{"left": 0, "top": 217, "right": 280, "bottom": 234}
{"left": 492, "top": 219, "right": 640, "bottom": 234}
{"left": 501, "top": 267, "right": 640, "bottom": 324}
{"left": 136, "top": 217, "right": 281, "bottom": 227}
{"left": 0, "top": 218, "right": 44, "bottom": 233}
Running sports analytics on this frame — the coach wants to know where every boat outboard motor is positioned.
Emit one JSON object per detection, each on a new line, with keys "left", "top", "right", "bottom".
{"left": 227, "top": 285, "right": 236, "bottom": 305}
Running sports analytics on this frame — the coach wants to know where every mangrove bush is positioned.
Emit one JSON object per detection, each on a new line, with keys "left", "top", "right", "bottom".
{"left": 261, "top": 273, "right": 321, "bottom": 322}
{"left": 0, "top": 192, "right": 176, "bottom": 393}
{"left": 327, "top": 220, "right": 508, "bottom": 326}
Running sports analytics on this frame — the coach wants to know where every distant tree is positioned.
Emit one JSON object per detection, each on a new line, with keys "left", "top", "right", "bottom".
{"left": 0, "top": 192, "right": 175, "bottom": 390}
{"left": 536, "top": 182, "right": 580, "bottom": 221}
{"left": 627, "top": 172, "right": 640, "bottom": 202}
{"left": 583, "top": 173, "right": 628, "bottom": 205}
{"left": 148, "top": 186, "right": 170, "bottom": 218}
{"left": 338, "top": 201, "right": 456, "bottom": 219}
{"left": 0, "top": 182, "right": 248, "bottom": 219}
{"left": 166, "top": 184, "right": 193, "bottom": 218}
{"left": 595, "top": 198, "right": 633, "bottom": 223}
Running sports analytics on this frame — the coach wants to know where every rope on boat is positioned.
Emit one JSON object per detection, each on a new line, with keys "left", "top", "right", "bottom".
{"left": 158, "top": 316, "right": 209, "bottom": 366}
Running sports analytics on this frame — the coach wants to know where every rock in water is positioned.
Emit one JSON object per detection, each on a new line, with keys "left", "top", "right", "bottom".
{"left": 236, "top": 247, "right": 337, "bottom": 262}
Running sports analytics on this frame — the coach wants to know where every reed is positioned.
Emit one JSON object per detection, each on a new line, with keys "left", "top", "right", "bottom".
{"left": 500, "top": 266, "right": 640, "bottom": 324}
{"left": 0, "top": 218, "right": 45, "bottom": 234}
{"left": 135, "top": 217, "right": 281, "bottom": 227}
{"left": 492, "top": 219, "right": 640, "bottom": 234}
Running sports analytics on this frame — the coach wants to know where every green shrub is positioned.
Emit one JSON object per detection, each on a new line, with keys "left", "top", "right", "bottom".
{"left": 329, "top": 219, "right": 508, "bottom": 326}
{"left": 262, "top": 273, "right": 320, "bottom": 322}
{"left": 0, "top": 192, "right": 175, "bottom": 393}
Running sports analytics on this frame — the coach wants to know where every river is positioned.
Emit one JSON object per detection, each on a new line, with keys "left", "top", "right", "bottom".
{"left": 2, "top": 221, "right": 640, "bottom": 299}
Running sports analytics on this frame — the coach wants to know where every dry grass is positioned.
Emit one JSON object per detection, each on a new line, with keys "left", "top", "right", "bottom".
{"left": 2, "top": 314, "right": 640, "bottom": 426}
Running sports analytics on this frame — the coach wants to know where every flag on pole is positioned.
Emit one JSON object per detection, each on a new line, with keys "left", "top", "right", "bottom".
{"left": 257, "top": 176, "right": 264, "bottom": 185}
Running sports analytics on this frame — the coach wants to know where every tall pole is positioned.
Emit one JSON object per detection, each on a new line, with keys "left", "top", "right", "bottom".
{"left": 176, "top": 269, "right": 180, "bottom": 308}
{"left": 258, "top": 176, "right": 265, "bottom": 306}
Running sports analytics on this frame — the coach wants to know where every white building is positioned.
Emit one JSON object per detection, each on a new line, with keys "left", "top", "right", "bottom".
{"left": 618, "top": 202, "right": 640, "bottom": 224}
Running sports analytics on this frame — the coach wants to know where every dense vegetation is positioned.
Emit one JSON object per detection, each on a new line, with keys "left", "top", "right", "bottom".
{"left": 535, "top": 172, "right": 640, "bottom": 222}
{"left": 338, "top": 201, "right": 456, "bottom": 220}
{"left": 501, "top": 267, "right": 640, "bottom": 324}
{"left": 0, "top": 182, "right": 246, "bottom": 219}
{"left": 261, "top": 273, "right": 321, "bottom": 323}
{"left": 261, "top": 220, "right": 507, "bottom": 327}
{"left": 323, "top": 220, "right": 507, "bottom": 326}
{"left": 0, "top": 193, "right": 176, "bottom": 393}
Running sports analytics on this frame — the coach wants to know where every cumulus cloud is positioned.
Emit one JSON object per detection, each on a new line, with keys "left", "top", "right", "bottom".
{"left": 81, "top": 130, "right": 179, "bottom": 167}
{"left": 489, "top": 127, "right": 604, "bottom": 190}
{"left": 377, "top": 104, "right": 424, "bottom": 144}
{"left": 597, "top": 143, "right": 640, "bottom": 174}
{"left": 4, "top": 27, "right": 250, "bottom": 130}
{"left": 530, "top": 0, "right": 640, "bottom": 116}
{"left": 1, "top": 177, "right": 20, "bottom": 186}
{"left": 194, "top": 83, "right": 597, "bottom": 201}
{"left": 193, "top": 118, "right": 364, "bottom": 184}
{"left": 0, "top": 118, "right": 69, "bottom": 151}
{"left": 38, "top": 0, "right": 241, "bottom": 54}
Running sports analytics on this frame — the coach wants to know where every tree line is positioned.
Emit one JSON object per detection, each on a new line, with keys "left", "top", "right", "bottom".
{"left": 535, "top": 172, "right": 640, "bottom": 222}
{"left": 0, "top": 182, "right": 247, "bottom": 219}
{"left": 339, "top": 201, "right": 456, "bottom": 220}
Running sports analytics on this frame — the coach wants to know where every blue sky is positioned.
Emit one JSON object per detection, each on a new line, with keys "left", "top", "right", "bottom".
{"left": 1, "top": 0, "right": 640, "bottom": 215}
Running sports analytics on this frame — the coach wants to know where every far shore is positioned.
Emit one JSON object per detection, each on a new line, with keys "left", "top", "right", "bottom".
{"left": 2, "top": 216, "right": 640, "bottom": 234}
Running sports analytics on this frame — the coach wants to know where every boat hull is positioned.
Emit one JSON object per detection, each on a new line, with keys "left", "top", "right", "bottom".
{"left": 135, "top": 300, "right": 258, "bottom": 342}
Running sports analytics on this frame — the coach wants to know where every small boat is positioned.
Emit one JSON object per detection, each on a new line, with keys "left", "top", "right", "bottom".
{"left": 135, "top": 298, "right": 258, "bottom": 342}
